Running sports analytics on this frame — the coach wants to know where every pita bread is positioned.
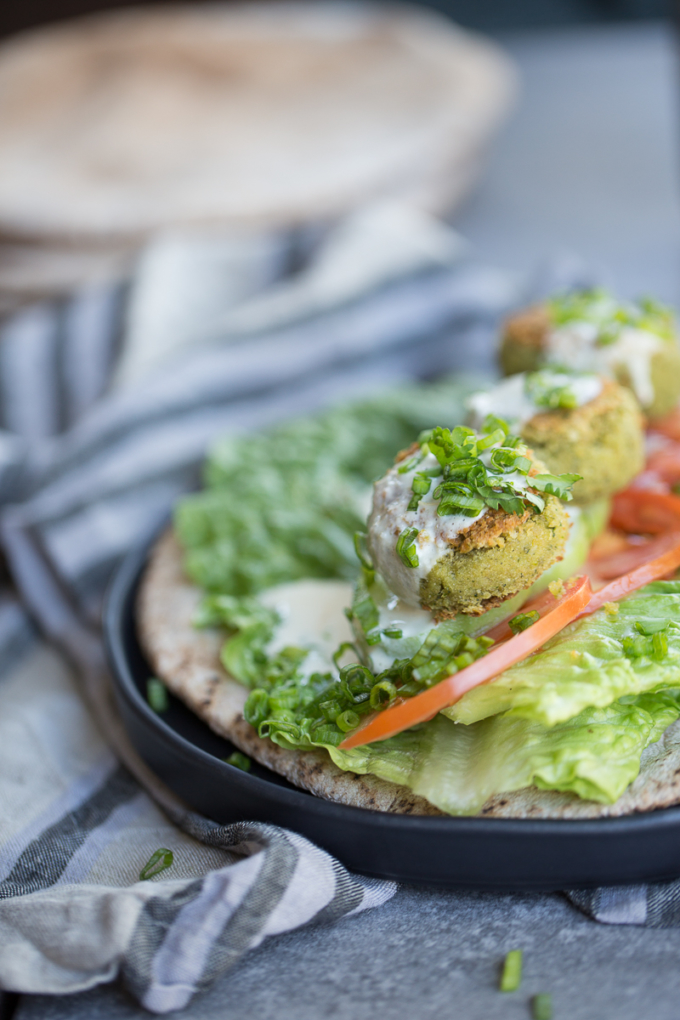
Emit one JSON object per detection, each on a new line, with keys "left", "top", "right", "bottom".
{"left": 138, "top": 529, "right": 442, "bottom": 815}
{"left": 0, "top": 3, "right": 515, "bottom": 242}
{"left": 138, "top": 530, "right": 680, "bottom": 818}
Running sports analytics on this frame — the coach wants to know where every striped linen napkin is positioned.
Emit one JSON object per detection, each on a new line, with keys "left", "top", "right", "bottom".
{"left": 0, "top": 206, "right": 532, "bottom": 1011}
{"left": 1, "top": 207, "right": 646, "bottom": 1013}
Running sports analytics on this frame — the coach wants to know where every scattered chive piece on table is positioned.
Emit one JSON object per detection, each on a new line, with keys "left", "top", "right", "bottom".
{"left": 532, "top": 993, "right": 553, "bottom": 1020}
{"left": 499, "top": 949, "right": 523, "bottom": 992}
{"left": 139, "top": 847, "right": 174, "bottom": 881}
{"left": 225, "top": 751, "right": 251, "bottom": 772}
{"left": 146, "top": 677, "right": 169, "bottom": 713}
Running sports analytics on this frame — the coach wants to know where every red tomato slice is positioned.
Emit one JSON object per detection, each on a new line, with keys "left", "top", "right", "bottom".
{"left": 339, "top": 576, "right": 592, "bottom": 749}
{"left": 587, "top": 533, "right": 676, "bottom": 580}
{"left": 579, "top": 531, "right": 680, "bottom": 616}
{"left": 649, "top": 407, "right": 680, "bottom": 443}
{"left": 482, "top": 586, "right": 563, "bottom": 645}
{"left": 611, "top": 489, "right": 680, "bottom": 534}
{"left": 645, "top": 444, "right": 680, "bottom": 485}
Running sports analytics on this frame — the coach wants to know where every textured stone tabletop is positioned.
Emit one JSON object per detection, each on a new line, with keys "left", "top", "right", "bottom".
{"left": 15, "top": 885, "right": 680, "bottom": 1020}
{"left": 12, "top": 20, "right": 680, "bottom": 1020}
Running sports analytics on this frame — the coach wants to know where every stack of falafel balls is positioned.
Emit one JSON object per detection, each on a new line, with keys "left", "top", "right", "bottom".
{"left": 367, "top": 290, "right": 680, "bottom": 623}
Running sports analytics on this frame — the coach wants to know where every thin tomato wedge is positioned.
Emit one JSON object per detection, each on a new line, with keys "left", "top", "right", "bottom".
{"left": 482, "top": 586, "right": 564, "bottom": 645}
{"left": 339, "top": 576, "right": 592, "bottom": 750}
{"left": 644, "top": 443, "right": 680, "bottom": 485}
{"left": 649, "top": 407, "right": 680, "bottom": 443}
{"left": 580, "top": 531, "right": 680, "bottom": 616}
{"left": 611, "top": 489, "right": 680, "bottom": 534}
{"left": 587, "top": 533, "right": 674, "bottom": 580}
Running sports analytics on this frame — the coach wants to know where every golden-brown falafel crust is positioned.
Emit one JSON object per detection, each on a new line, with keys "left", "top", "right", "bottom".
{"left": 499, "top": 303, "right": 680, "bottom": 416}
{"left": 419, "top": 493, "right": 569, "bottom": 619}
{"left": 520, "top": 378, "right": 644, "bottom": 504}
{"left": 498, "top": 305, "right": 549, "bottom": 376}
{"left": 635, "top": 343, "right": 680, "bottom": 419}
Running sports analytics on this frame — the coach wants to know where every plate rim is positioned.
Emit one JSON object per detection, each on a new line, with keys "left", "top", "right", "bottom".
{"left": 104, "top": 526, "right": 680, "bottom": 839}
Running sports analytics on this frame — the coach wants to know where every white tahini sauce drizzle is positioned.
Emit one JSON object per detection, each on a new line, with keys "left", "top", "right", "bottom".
{"left": 367, "top": 451, "right": 483, "bottom": 607}
{"left": 369, "top": 450, "right": 536, "bottom": 609}
{"left": 467, "top": 371, "right": 602, "bottom": 431}
{"left": 545, "top": 322, "right": 662, "bottom": 408}
{"left": 260, "top": 579, "right": 354, "bottom": 679}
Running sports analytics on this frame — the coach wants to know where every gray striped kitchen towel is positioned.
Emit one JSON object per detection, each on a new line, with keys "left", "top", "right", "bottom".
{"left": 0, "top": 205, "right": 624, "bottom": 1013}
{"left": 0, "top": 205, "right": 532, "bottom": 1012}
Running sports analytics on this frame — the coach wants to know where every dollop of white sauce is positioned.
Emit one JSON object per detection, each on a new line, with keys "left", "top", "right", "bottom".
{"left": 467, "top": 371, "right": 602, "bottom": 431}
{"left": 367, "top": 450, "right": 485, "bottom": 607}
{"left": 260, "top": 578, "right": 354, "bottom": 678}
{"left": 545, "top": 322, "right": 662, "bottom": 408}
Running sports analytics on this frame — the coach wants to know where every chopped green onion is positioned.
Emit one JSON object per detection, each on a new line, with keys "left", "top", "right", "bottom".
{"left": 499, "top": 949, "right": 523, "bottom": 992}
{"left": 225, "top": 751, "right": 251, "bottom": 772}
{"left": 353, "top": 592, "right": 379, "bottom": 633}
{"left": 483, "top": 413, "right": 509, "bottom": 436}
{"left": 397, "top": 452, "right": 424, "bottom": 474}
{"left": 139, "top": 847, "right": 174, "bottom": 881}
{"left": 335, "top": 709, "right": 360, "bottom": 732}
{"left": 532, "top": 993, "right": 553, "bottom": 1020}
{"left": 531, "top": 473, "right": 581, "bottom": 500}
{"left": 477, "top": 427, "right": 506, "bottom": 452}
{"left": 332, "top": 641, "right": 358, "bottom": 668}
{"left": 635, "top": 619, "right": 669, "bottom": 635}
{"left": 396, "top": 527, "right": 420, "bottom": 568}
{"left": 509, "top": 611, "right": 540, "bottom": 635}
{"left": 146, "top": 678, "right": 169, "bottom": 713}
{"left": 622, "top": 635, "right": 651, "bottom": 659}
{"left": 453, "top": 651, "right": 474, "bottom": 670}
{"left": 412, "top": 473, "right": 432, "bottom": 495}
{"left": 382, "top": 627, "right": 403, "bottom": 639}
{"left": 407, "top": 493, "right": 422, "bottom": 512}
{"left": 370, "top": 680, "right": 397, "bottom": 710}
{"left": 653, "top": 631, "right": 669, "bottom": 660}
{"left": 353, "top": 532, "right": 374, "bottom": 571}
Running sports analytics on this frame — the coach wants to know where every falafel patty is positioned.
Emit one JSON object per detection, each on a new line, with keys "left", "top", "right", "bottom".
{"left": 420, "top": 495, "right": 568, "bottom": 618}
{"left": 499, "top": 292, "right": 680, "bottom": 418}
{"left": 468, "top": 372, "right": 644, "bottom": 505}
{"left": 367, "top": 427, "right": 572, "bottom": 619}
{"left": 520, "top": 378, "right": 643, "bottom": 504}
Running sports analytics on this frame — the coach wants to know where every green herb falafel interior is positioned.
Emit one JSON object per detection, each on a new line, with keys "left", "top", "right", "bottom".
{"left": 146, "top": 375, "right": 680, "bottom": 816}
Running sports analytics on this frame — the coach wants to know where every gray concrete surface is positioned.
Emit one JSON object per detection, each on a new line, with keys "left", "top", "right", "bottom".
{"left": 15, "top": 884, "right": 680, "bottom": 1020}
{"left": 14, "top": 20, "right": 680, "bottom": 1020}
{"left": 456, "top": 21, "right": 680, "bottom": 306}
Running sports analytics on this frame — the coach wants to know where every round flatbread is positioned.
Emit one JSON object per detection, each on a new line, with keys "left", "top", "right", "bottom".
{"left": 0, "top": 2, "right": 516, "bottom": 241}
{"left": 138, "top": 529, "right": 442, "bottom": 815}
{"left": 138, "top": 530, "right": 680, "bottom": 818}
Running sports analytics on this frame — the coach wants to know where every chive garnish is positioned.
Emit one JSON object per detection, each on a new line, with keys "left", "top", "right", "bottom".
{"left": 139, "top": 847, "right": 174, "bottom": 881}
{"left": 397, "top": 424, "right": 579, "bottom": 529}
{"left": 509, "top": 611, "right": 540, "bottom": 635}
{"left": 335, "top": 709, "right": 360, "bottom": 732}
{"left": 549, "top": 288, "right": 676, "bottom": 344}
{"left": 332, "top": 641, "right": 359, "bottom": 668}
{"left": 532, "top": 993, "right": 553, "bottom": 1020}
{"left": 369, "top": 680, "right": 397, "bottom": 710}
{"left": 146, "top": 678, "right": 169, "bottom": 713}
{"left": 225, "top": 751, "right": 251, "bottom": 772}
{"left": 396, "top": 527, "right": 419, "bottom": 568}
{"left": 499, "top": 949, "right": 522, "bottom": 992}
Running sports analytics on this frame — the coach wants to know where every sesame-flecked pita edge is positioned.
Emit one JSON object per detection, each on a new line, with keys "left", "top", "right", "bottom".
{"left": 136, "top": 528, "right": 680, "bottom": 820}
{"left": 136, "top": 528, "right": 443, "bottom": 816}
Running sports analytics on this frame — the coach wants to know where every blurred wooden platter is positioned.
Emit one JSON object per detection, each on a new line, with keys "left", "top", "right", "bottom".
{"left": 0, "top": 1, "right": 517, "bottom": 243}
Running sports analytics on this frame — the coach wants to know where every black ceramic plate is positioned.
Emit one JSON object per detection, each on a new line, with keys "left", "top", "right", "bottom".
{"left": 105, "top": 534, "right": 680, "bottom": 890}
